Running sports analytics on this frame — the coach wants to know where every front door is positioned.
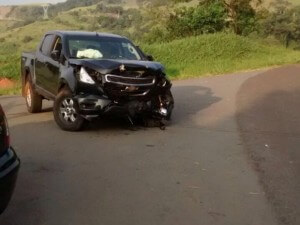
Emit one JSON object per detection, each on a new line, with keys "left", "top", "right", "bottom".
{"left": 35, "top": 34, "right": 62, "bottom": 95}
{"left": 47, "top": 36, "right": 63, "bottom": 95}
{"left": 35, "top": 34, "right": 55, "bottom": 91}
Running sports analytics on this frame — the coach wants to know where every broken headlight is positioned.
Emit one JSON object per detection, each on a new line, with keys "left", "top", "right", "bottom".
{"left": 79, "top": 67, "right": 95, "bottom": 85}
{"left": 78, "top": 67, "right": 103, "bottom": 84}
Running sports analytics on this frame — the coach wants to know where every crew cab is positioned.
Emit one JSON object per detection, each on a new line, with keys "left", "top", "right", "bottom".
{"left": 21, "top": 31, "right": 174, "bottom": 131}
{"left": 0, "top": 105, "right": 20, "bottom": 214}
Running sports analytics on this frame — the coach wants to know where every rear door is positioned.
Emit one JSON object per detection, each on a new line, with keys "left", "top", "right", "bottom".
{"left": 35, "top": 34, "right": 56, "bottom": 93}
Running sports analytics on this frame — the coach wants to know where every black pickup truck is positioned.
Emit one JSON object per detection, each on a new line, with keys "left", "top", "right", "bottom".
{"left": 21, "top": 31, "right": 174, "bottom": 131}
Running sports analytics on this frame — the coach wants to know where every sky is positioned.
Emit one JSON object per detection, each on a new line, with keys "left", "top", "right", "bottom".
{"left": 0, "top": 0, "right": 66, "bottom": 6}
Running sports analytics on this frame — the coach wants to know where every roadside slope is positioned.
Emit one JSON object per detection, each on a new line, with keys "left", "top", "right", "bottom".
{"left": 143, "top": 33, "right": 300, "bottom": 78}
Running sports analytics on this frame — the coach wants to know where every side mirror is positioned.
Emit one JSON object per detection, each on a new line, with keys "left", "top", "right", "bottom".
{"left": 51, "top": 50, "right": 60, "bottom": 62}
{"left": 146, "top": 54, "right": 154, "bottom": 61}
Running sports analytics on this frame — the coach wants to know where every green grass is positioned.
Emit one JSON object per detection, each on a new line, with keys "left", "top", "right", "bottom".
{"left": 0, "top": 20, "right": 15, "bottom": 33}
{"left": 0, "top": 42, "right": 20, "bottom": 81}
{"left": 142, "top": 33, "right": 300, "bottom": 79}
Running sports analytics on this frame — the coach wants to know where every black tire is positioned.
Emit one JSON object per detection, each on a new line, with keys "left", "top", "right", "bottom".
{"left": 53, "top": 88, "right": 86, "bottom": 131}
{"left": 25, "top": 75, "right": 42, "bottom": 113}
{"left": 165, "top": 90, "right": 174, "bottom": 121}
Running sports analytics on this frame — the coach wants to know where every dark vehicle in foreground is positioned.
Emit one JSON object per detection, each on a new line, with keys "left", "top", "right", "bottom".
{"left": 21, "top": 31, "right": 174, "bottom": 131}
{"left": 0, "top": 105, "right": 20, "bottom": 214}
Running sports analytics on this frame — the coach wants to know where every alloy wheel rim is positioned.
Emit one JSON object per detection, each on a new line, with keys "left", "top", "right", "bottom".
{"left": 26, "top": 87, "right": 32, "bottom": 107}
{"left": 60, "top": 98, "right": 78, "bottom": 123}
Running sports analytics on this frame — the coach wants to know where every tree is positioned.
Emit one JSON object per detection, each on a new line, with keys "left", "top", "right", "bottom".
{"left": 167, "top": 0, "right": 227, "bottom": 38}
{"left": 262, "top": 0, "right": 300, "bottom": 47}
{"left": 221, "top": 0, "right": 259, "bottom": 35}
{"left": 171, "top": 0, "right": 260, "bottom": 35}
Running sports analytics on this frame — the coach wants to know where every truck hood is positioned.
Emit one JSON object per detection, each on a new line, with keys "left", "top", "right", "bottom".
{"left": 68, "top": 59, "right": 165, "bottom": 75}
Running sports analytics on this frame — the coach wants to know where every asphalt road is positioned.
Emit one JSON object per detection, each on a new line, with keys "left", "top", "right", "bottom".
{"left": 0, "top": 65, "right": 299, "bottom": 225}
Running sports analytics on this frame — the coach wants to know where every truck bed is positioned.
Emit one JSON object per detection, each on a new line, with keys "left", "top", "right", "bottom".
{"left": 21, "top": 52, "right": 36, "bottom": 59}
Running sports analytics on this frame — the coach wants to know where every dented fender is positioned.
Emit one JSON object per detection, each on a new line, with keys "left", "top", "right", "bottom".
{"left": 59, "top": 65, "right": 77, "bottom": 92}
{"left": 21, "top": 54, "right": 35, "bottom": 96}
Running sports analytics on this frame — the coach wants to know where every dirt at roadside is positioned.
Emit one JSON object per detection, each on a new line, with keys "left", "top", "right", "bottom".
{"left": 0, "top": 78, "right": 15, "bottom": 89}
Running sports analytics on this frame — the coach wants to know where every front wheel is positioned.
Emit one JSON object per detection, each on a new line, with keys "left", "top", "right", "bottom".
{"left": 164, "top": 90, "right": 174, "bottom": 121}
{"left": 53, "top": 88, "right": 86, "bottom": 131}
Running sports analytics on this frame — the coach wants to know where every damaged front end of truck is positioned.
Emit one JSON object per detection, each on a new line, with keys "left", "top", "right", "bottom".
{"left": 68, "top": 59, "right": 174, "bottom": 128}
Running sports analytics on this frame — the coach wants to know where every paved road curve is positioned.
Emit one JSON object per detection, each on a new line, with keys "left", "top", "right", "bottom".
{"left": 0, "top": 65, "right": 299, "bottom": 225}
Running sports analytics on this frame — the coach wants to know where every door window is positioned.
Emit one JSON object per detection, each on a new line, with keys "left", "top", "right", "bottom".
{"left": 40, "top": 34, "right": 55, "bottom": 56}
{"left": 52, "top": 37, "right": 62, "bottom": 55}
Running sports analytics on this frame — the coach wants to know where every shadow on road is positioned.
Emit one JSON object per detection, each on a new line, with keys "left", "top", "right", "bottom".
{"left": 84, "top": 85, "right": 222, "bottom": 131}
{"left": 236, "top": 66, "right": 300, "bottom": 225}
{"left": 171, "top": 85, "right": 221, "bottom": 126}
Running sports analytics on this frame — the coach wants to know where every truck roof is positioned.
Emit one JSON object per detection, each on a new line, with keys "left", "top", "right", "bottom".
{"left": 46, "top": 30, "right": 125, "bottom": 39}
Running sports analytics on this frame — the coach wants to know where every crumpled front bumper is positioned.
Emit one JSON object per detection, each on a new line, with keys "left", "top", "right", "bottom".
{"left": 0, "top": 148, "right": 20, "bottom": 214}
{"left": 75, "top": 94, "right": 150, "bottom": 116}
{"left": 74, "top": 94, "right": 172, "bottom": 120}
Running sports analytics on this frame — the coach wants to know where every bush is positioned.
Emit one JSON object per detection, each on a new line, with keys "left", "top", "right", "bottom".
{"left": 167, "top": 0, "right": 227, "bottom": 38}
{"left": 98, "top": 16, "right": 118, "bottom": 29}
{"left": 105, "top": 6, "right": 124, "bottom": 14}
{"left": 54, "top": 17, "right": 63, "bottom": 24}
{"left": 96, "top": 3, "right": 107, "bottom": 12}
{"left": 70, "top": 10, "right": 79, "bottom": 17}
{"left": 22, "top": 36, "right": 33, "bottom": 43}
{"left": 142, "top": 27, "right": 170, "bottom": 43}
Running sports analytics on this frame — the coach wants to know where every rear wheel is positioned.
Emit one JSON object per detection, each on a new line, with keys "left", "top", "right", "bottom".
{"left": 53, "top": 88, "right": 86, "bottom": 131}
{"left": 25, "top": 76, "right": 42, "bottom": 113}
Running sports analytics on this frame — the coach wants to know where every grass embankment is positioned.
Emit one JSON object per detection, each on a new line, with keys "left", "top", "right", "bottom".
{"left": 143, "top": 33, "right": 300, "bottom": 79}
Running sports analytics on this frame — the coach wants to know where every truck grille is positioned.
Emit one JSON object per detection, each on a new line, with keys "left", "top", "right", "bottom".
{"left": 105, "top": 74, "right": 155, "bottom": 86}
{"left": 104, "top": 74, "right": 156, "bottom": 98}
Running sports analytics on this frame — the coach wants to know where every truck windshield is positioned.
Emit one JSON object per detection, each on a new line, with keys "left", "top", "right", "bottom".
{"left": 66, "top": 36, "right": 142, "bottom": 60}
